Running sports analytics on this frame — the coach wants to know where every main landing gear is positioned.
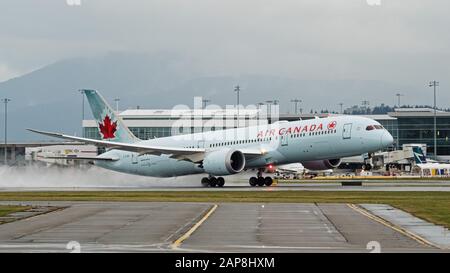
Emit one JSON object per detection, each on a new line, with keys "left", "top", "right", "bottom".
{"left": 201, "top": 176, "right": 225, "bottom": 187}
{"left": 249, "top": 169, "right": 273, "bottom": 187}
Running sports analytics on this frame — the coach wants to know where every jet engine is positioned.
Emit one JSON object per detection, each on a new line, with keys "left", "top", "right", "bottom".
{"left": 301, "top": 159, "right": 341, "bottom": 171}
{"left": 202, "top": 149, "right": 246, "bottom": 175}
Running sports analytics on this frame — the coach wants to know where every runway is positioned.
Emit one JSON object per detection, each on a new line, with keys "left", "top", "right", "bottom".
{"left": 2, "top": 180, "right": 450, "bottom": 192}
{"left": 0, "top": 201, "right": 445, "bottom": 253}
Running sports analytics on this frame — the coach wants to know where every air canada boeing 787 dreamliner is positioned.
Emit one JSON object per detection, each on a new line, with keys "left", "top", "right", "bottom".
{"left": 29, "top": 90, "right": 394, "bottom": 187}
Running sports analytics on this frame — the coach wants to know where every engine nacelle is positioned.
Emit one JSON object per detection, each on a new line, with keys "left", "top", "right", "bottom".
{"left": 203, "top": 149, "right": 246, "bottom": 175}
{"left": 301, "top": 159, "right": 342, "bottom": 171}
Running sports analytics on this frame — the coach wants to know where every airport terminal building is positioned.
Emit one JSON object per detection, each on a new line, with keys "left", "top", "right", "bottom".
{"left": 83, "top": 108, "right": 266, "bottom": 140}
{"left": 82, "top": 107, "right": 450, "bottom": 160}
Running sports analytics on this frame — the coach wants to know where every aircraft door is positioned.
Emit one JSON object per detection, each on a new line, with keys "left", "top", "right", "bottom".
{"left": 342, "top": 123, "right": 352, "bottom": 139}
{"left": 197, "top": 140, "right": 205, "bottom": 148}
{"left": 281, "top": 135, "right": 288, "bottom": 146}
{"left": 131, "top": 153, "right": 139, "bottom": 164}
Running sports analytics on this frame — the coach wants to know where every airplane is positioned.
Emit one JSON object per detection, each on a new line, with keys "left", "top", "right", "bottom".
{"left": 271, "top": 163, "right": 333, "bottom": 179}
{"left": 412, "top": 146, "right": 450, "bottom": 176}
{"left": 28, "top": 89, "right": 394, "bottom": 187}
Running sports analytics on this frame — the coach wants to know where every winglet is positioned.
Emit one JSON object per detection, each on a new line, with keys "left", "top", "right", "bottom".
{"left": 26, "top": 128, "right": 65, "bottom": 138}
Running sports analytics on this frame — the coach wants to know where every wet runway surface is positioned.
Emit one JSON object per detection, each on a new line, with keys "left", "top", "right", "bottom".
{"left": 2, "top": 182, "right": 450, "bottom": 192}
{"left": 0, "top": 201, "right": 443, "bottom": 253}
{"left": 2, "top": 179, "right": 450, "bottom": 192}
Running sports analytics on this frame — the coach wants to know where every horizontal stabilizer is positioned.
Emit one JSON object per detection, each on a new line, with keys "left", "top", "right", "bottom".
{"left": 41, "top": 156, "right": 119, "bottom": 161}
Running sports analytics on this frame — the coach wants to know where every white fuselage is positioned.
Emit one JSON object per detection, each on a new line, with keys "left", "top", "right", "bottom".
{"left": 95, "top": 115, "right": 393, "bottom": 177}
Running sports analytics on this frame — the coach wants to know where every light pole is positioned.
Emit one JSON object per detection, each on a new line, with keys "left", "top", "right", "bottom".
{"left": 429, "top": 81, "right": 439, "bottom": 160}
{"left": 257, "top": 102, "right": 265, "bottom": 123}
{"left": 291, "top": 99, "right": 302, "bottom": 114}
{"left": 234, "top": 85, "right": 241, "bottom": 106}
{"left": 338, "top": 103, "right": 344, "bottom": 114}
{"left": 362, "top": 100, "right": 370, "bottom": 114}
{"left": 79, "top": 90, "right": 85, "bottom": 137}
{"left": 2, "top": 98, "right": 11, "bottom": 165}
{"left": 202, "top": 99, "right": 211, "bottom": 109}
{"left": 273, "top": 100, "right": 279, "bottom": 122}
{"left": 265, "top": 100, "right": 273, "bottom": 123}
{"left": 396, "top": 93, "right": 404, "bottom": 108}
{"left": 234, "top": 85, "right": 241, "bottom": 127}
{"left": 114, "top": 98, "right": 120, "bottom": 112}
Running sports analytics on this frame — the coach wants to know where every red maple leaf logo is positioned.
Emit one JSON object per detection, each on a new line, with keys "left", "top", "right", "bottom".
{"left": 327, "top": 121, "right": 337, "bottom": 130}
{"left": 99, "top": 115, "right": 117, "bottom": 139}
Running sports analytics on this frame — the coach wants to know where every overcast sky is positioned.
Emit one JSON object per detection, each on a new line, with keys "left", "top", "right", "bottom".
{"left": 0, "top": 0, "right": 449, "bottom": 89}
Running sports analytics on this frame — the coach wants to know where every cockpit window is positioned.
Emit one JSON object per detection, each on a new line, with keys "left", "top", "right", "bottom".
{"left": 366, "top": 125, "right": 384, "bottom": 131}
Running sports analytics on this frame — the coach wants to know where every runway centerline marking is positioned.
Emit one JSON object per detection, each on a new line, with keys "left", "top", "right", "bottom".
{"left": 170, "top": 204, "right": 218, "bottom": 250}
{"left": 347, "top": 203, "right": 440, "bottom": 249}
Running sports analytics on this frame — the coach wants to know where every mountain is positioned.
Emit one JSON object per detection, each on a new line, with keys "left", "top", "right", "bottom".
{"left": 0, "top": 52, "right": 195, "bottom": 141}
{"left": 0, "top": 52, "right": 433, "bottom": 141}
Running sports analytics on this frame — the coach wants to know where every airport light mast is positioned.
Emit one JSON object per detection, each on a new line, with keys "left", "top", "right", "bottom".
{"left": 394, "top": 93, "right": 404, "bottom": 150}
{"left": 396, "top": 93, "right": 404, "bottom": 108}
{"left": 234, "top": 85, "right": 241, "bottom": 127}
{"left": 2, "top": 98, "right": 11, "bottom": 165}
{"left": 265, "top": 100, "right": 279, "bottom": 123}
{"left": 338, "top": 103, "right": 344, "bottom": 114}
{"left": 362, "top": 100, "right": 370, "bottom": 114}
{"left": 265, "top": 100, "right": 274, "bottom": 123}
{"left": 429, "top": 81, "right": 439, "bottom": 160}
{"left": 291, "top": 99, "right": 302, "bottom": 114}
{"left": 114, "top": 98, "right": 120, "bottom": 112}
{"left": 202, "top": 99, "right": 211, "bottom": 109}
{"left": 257, "top": 102, "right": 265, "bottom": 123}
{"left": 79, "top": 90, "right": 85, "bottom": 137}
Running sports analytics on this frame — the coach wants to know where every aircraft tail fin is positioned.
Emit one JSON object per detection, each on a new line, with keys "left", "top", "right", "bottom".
{"left": 82, "top": 89, "right": 138, "bottom": 143}
{"left": 412, "top": 146, "right": 427, "bottom": 164}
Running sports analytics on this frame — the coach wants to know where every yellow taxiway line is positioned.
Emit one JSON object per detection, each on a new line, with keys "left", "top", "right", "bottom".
{"left": 171, "top": 204, "right": 218, "bottom": 249}
{"left": 347, "top": 203, "right": 441, "bottom": 249}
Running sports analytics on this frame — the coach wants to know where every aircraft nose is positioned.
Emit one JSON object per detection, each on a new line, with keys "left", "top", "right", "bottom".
{"left": 380, "top": 131, "right": 394, "bottom": 148}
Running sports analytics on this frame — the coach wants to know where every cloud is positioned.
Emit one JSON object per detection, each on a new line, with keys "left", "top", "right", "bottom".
{"left": 0, "top": 0, "right": 449, "bottom": 85}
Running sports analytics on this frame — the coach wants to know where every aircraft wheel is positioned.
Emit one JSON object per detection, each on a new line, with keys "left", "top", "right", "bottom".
{"left": 257, "top": 177, "right": 265, "bottom": 187}
{"left": 264, "top": 177, "right": 273, "bottom": 186}
{"left": 217, "top": 177, "right": 225, "bottom": 187}
{"left": 201, "top": 177, "right": 210, "bottom": 187}
{"left": 249, "top": 177, "right": 257, "bottom": 187}
{"left": 209, "top": 177, "right": 218, "bottom": 187}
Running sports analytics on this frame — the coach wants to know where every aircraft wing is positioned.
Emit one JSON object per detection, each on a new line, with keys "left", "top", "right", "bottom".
{"left": 276, "top": 168, "right": 298, "bottom": 174}
{"left": 27, "top": 129, "right": 265, "bottom": 163}
{"left": 239, "top": 148, "right": 268, "bottom": 160}
{"left": 39, "top": 155, "right": 119, "bottom": 161}
{"left": 27, "top": 129, "right": 206, "bottom": 159}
